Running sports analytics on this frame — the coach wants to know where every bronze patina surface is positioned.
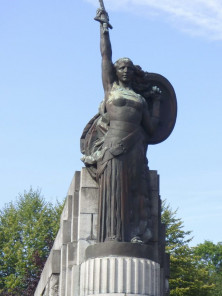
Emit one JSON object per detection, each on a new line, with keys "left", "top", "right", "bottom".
{"left": 81, "top": 4, "right": 177, "bottom": 244}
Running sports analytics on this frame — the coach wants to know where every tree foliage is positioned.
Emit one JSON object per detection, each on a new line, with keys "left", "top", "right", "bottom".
{"left": 161, "top": 202, "right": 192, "bottom": 253}
{"left": 194, "top": 241, "right": 222, "bottom": 296}
{"left": 0, "top": 192, "right": 221, "bottom": 296}
{"left": 0, "top": 189, "right": 63, "bottom": 296}
{"left": 161, "top": 201, "right": 214, "bottom": 296}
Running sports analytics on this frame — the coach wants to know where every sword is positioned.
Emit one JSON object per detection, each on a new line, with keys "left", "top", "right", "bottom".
{"left": 94, "top": 0, "right": 113, "bottom": 31}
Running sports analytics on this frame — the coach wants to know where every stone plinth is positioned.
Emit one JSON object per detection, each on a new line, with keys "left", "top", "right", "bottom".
{"left": 34, "top": 168, "right": 99, "bottom": 296}
{"left": 34, "top": 169, "right": 169, "bottom": 296}
{"left": 80, "top": 257, "right": 160, "bottom": 296}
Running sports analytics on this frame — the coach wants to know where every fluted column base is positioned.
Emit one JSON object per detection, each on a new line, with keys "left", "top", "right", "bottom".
{"left": 88, "top": 294, "right": 157, "bottom": 296}
{"left": 88, "top": 294, "right": 158, "bottom": 296}
{"left": 80, "top": 256, "right": 160, "bottom": 296}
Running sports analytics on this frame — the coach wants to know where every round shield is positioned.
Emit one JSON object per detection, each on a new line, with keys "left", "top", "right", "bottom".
{"left": 144, "top": 73, "right": 177, "bottom": 145}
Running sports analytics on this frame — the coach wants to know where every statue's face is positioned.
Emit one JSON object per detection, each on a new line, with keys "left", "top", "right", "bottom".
{"left": 116, "top": 60, "right": 134, "bottom": 84}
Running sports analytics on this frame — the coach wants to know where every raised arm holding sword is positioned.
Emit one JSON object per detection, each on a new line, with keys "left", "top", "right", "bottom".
{"left": 94, "top": 0, "right": 113, "bottom": 33}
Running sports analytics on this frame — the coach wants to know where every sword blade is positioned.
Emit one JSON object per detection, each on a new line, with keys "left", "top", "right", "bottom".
{"left": 99, "top": 0, "right": 106, "bottom": 11}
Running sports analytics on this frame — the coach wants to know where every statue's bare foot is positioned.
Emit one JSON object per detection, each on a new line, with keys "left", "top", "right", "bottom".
{"left": 131, "top": 236, "right": 143, "bottom": 244}
{"left": 106, "top": 236, "right": 121, "bottom": 242}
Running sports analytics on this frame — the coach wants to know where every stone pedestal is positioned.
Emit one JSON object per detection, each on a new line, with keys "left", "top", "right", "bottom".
{"left": 34, "top": 168, "right": 169, "bottom": 296}
{"left": 79, "top": 241, "right": 165, "bottom": 296}
{"left": 80, "top": 256, "right": 160, "bottom": 296}
{"left": 34, "top": 168, "right": 99, "bottom": 296}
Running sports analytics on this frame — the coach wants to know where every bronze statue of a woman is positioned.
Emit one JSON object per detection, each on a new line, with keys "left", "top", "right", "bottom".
{"left": 81, "top": 7, "right": 177, "bottom": 244}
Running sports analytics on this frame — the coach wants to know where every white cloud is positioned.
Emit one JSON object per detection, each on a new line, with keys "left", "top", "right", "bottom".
{"left": 86, "top": 0, "right": 222, "bottom": 40}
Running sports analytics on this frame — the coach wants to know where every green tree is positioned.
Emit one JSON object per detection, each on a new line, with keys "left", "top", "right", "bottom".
{"left": 162, "top": 202, "right": 214, "bottom": 296}
{"left": 194, "top": 240, "right": 222, "bottom": 296}
{"left": 0, "top": 188, "right": 64, "bottom": 296}
{"left": 161, "top": 202, "right": 192, "bottom": 253}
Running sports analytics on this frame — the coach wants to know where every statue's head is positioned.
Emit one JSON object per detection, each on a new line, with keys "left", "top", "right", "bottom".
{"left": 114, "top": 58, "right": 134, "bottom": 84}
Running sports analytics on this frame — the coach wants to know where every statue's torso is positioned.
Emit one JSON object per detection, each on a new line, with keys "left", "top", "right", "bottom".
{"left": 106, "top": 83, "right": 144, "bottom": 129}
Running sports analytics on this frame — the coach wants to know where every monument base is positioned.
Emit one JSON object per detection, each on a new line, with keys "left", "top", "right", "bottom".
{"left": 80, "top": 241, "right": 162, "bottom": 296}
{"left": 34, "top": 169, "right": 169, "bottom": 296}
{"left": 80, "top": 256, "right": 160, "bottom": 296}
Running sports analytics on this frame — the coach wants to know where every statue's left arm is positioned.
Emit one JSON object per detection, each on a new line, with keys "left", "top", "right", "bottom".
{"left": 142, "top": 95, "right": 161, "bottom": 136}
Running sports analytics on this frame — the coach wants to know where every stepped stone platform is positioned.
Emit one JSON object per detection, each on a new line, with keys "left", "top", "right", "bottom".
{"left": 34, "top": 168, "right": 169, "bottom": 296}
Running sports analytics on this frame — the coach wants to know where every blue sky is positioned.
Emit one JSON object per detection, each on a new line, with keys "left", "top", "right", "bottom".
{"left": 0, "top": 0, "right": 221, "bottom": 246}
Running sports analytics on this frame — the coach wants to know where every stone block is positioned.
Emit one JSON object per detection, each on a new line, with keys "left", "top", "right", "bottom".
{"left": 49, "top": 274, "right": 59, "bottom": 296}
{"left": 92, "top": 213, "right": 98, "bottom": 240}
{"left": 80, "top": 167, "right": 98, "bottom": 188}
{"left": 79, "top": 187, "right": 99, "bottom": 214}
{"left": 152, "top": 216, "right": 159, "bottom": 242}
{"left": 50, "top": 250, "right": 61, "bottom": 274}
{"left": 65, "top": 267, "right": 72, "bottom": 296}
{"left": 160, "top": 223, "right": 166, "bottom": 243}
{"left": 149, "top": 170, "right": 159, "bottom": 191}
{"left": 78, "top": 214, "right": 92, "bottom": 240}
{"left": 42, "top": 283, "right": 49, "bottom": 296}
{"left": 62, "top": 220, "right": 71, "bottom": 244}
{"left": 164, "top": 253, "right": 170, "bottom": 277}
{"left": 59, "top": 245, "right": 67, "bottom": 296}
{"left": 71, "top": 217, "right": 78, "bottom": 242}
{"left": 77, "top": 239, "right": 95, "bottom": 265}
{"left": 60, "top": 195, "right": 73, "bottom": 223}
{"left": 151, "top": 196, "right": 160, "bottom": 217}
{"left": 67, "top": 171, "right": 81, "bottom": 196}
{"left": 160, "top": 268, "right": 165, "bottom": 296}
{"left": 150, "top": 190, "right": 159, "bottom": 199}
{"left": 52, "top": 228, "right": 62, "bottom": 250}
{"left": 34, "top": 250, "right": 61, "bottom": 296}
{"left": 71, "top": 265, "right": 80, "bottom": 296}
{"left": 73, "top": 191, "right": 79, "bottom": 218}
{"left": 67, "top": 242, "right": 77, "bottom": 267}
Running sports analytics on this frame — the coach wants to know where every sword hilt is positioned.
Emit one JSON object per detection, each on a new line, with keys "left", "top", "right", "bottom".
{"left": 94, "top": 3, "right": 113, "bottom": 31}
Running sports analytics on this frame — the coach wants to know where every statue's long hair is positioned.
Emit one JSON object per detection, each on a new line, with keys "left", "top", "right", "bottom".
{"left": 114, "top": 58, "right": 152, "bottom": 101}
